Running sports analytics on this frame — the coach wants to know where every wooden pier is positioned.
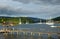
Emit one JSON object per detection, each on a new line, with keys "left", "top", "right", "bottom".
{"left": 0, "top": 29, "right": 59, "bottom": 37}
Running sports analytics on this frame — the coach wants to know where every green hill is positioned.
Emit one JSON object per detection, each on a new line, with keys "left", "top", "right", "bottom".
{"left": 52, "top": 16, "right": 60, "bottom": 23}
{"left": 0, "top": 16, "right": 42, "bottom": 26}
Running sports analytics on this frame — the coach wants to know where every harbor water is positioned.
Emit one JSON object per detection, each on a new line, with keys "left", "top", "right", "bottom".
{"left": 0, "top": 24, "right": 60, "bottom": 39}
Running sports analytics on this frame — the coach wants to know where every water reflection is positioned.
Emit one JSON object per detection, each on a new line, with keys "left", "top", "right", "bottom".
{"left": 0, "top": 24, "right": 60, "bottom": 39}
{"left": 0, "top": 33, "right": 60, "bottom": 39}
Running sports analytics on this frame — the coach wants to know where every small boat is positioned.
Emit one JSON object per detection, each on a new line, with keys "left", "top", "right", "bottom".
{"left": 46, "top": 22, "right": 54, "bottom": 25}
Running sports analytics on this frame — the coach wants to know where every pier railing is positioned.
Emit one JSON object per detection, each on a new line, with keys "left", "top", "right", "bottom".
{"left": 0, "top": 29, "right": 60, "bottom": 36}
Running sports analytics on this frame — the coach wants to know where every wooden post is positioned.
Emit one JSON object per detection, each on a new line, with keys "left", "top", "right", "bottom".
{"left": 23, "top": 32, "right": 26, "bottom": 35}
{"left": 57, "top": 33, "right": 60, "bottom": 39}
{"left": 39, "top": 33, "right": 41, "bottom": 36}
{"left": 48, "top": 33, "right": 51, "bottom": 39}
{"left": 31, "top": 32, "right": 33, "bottom": 36}
{"left": 11, "top": 31, "right": 13, "bottom": 34}
{"left": 17, "top": 31, "right": 18, "bottom": 35}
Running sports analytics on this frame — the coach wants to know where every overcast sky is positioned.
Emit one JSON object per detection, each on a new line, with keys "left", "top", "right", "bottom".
{"left": 0, "top": 0, "right": 60, "bottom": 19}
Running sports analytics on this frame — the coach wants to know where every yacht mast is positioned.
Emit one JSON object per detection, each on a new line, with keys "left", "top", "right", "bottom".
{"left": 19, "top": 18, "right": 22, "bottom": 24}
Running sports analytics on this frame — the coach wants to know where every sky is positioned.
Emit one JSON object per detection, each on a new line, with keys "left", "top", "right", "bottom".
{"left": 0, "top": 0, "right": 60, "bottom": 19}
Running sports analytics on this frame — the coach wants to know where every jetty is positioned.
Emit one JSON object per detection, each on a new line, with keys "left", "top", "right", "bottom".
{"left": 0, "top": 29, "right": 60, "bottom": 37}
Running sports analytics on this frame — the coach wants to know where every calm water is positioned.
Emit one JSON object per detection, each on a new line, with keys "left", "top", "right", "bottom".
{"left": 0, "top": 24, "right": 60, "bottom": 39}
{"left": 0, "top": 33, "right": 60, "bottom": 39}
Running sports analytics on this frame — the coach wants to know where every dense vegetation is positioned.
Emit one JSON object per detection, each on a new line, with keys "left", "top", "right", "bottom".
{"left": 0, "top": 16, "right": 60, "bottom": 26}
{"left": 52, "top": 16, "right": 60, "bottom": 21}
{"left": 0, "top": 16, "right": 40, "bottom": 26}
{"left": 0, "top": 17, "right": 19, "bottom": 25}
{"left": 52, "top": 16, "right": 60, "bottom": 23}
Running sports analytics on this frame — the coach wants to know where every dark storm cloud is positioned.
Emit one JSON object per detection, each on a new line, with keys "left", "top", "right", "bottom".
{"left": 39, "top": 0, "right": 60, "bottom": 5}
{"left": 12, "top": 0, "right": 60, "bottom": 5}
{"left": 0, "top": 0, "right": 60, "bottom": 19}
{"left": 0, "top": 6, "right": 34, "bottom": 16}
{"left": 13, "top": 0, "right": 31, "bottom": 3}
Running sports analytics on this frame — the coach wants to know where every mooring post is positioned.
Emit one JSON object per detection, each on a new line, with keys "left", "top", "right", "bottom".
{"left": 39, "top": 33, "right": 41, "bottom": 36}
{"left": 23, "top": 32, "right": 26, "bottom": 35}
{"left": 11, "top": 31, "right": 13, "bottom": 34}
{"left": 57, "top": 33, "right": 60, "bottom": 39}
{"left": 17, "top": 31, "right": 18, "bottom": 35}
{"left": 31, "top": 32, "right": 33, "bottom": 36}
{"left": 48, "top": 33, "right": 51, "bottom": 39}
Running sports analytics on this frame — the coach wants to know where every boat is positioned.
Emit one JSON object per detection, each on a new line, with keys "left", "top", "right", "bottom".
{"left": 46, "top": 18, "right": 54, "bottom": 25}
{"left": 46, "top": 22, "right": 54, "bottom": 25}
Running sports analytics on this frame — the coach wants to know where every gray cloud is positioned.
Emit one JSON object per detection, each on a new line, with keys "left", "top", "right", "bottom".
{"left": 0, "top": 6, "right": 60, "bottom": 19}
{"left": 0, "top": 6, "right": 34, "bottom": 16}
{"left": 39, "top": 0, "right": 60, "bottom": 5}
{"left": 13, "top": 0, "right": 31, "bottom": 3}
{"left": 12, "top": 0, "right": 60, "bottom": 5}
{"left": 0, "top": 0, "right": 60, "bottom": 19}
